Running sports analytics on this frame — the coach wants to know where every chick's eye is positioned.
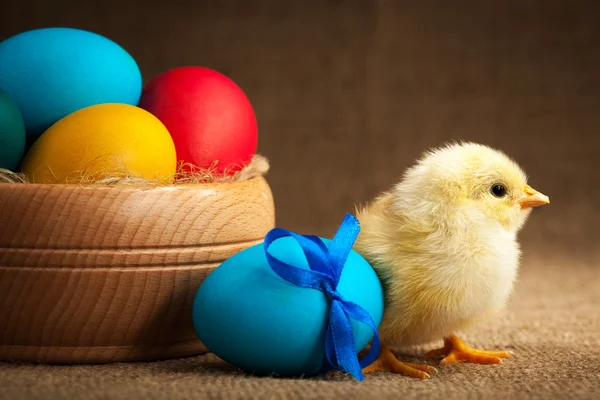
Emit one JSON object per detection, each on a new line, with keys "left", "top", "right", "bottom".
{"left": 491, "top": 184, "right": 506, "bottom": 198}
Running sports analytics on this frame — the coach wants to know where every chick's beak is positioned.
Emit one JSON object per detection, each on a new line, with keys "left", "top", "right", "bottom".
{"left": 518, "top": 184, "right": 550, "bottom": 209}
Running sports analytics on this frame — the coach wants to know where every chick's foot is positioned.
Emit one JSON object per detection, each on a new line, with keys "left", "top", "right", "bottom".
{"left": 362, "top": 345, "right": 437, "bottom": 379}
{"left": 426, "top": 334, "right": 511, "bottom": 366}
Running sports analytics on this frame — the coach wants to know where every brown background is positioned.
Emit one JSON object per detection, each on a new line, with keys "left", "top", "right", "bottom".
{"left": 1, "top": 1, "right": 599, "bottom": 399}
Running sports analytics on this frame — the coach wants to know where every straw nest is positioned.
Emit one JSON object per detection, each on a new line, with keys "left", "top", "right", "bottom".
{"left": 0, "top": 154, "right": 269, "bottom": 185}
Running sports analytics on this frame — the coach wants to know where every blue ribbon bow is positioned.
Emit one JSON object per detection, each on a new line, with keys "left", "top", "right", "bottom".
{"left": 263, "top": 213, "right": 381, "bottom": 381}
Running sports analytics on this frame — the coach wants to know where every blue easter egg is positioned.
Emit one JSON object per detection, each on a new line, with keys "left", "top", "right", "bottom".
{"left": 192, "top": 236, "right": 385, "bottom": 377}
{"left": 0, "top": 27, "right": 142, "bottom": 141}
{"left": 0, "top": 88, "right": 26, "bottom": 171}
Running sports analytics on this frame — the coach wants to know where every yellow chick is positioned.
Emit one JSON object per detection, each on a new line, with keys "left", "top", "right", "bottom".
{"left": 354, "top": 142, "right": 549, "bottom": 379}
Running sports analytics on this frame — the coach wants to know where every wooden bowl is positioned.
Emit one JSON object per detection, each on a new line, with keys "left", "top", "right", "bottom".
{"left": 0, "top": 177, "right": 275, "bottom": 364}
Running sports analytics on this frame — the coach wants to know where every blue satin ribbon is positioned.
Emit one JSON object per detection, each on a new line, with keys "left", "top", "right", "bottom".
{"left": 263, "top": 213, "right": 381, "bottom": 381}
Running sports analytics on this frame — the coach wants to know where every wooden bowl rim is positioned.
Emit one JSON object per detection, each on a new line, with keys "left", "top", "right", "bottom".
{"left": 0, "top": 175, "right": 269, "bottom": 193}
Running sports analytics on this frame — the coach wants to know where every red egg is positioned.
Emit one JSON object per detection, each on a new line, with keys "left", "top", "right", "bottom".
{"left": 138, "top": 66, "right": 258, "bottom": 174}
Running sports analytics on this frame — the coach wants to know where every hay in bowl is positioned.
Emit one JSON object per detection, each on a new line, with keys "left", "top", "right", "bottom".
{"left": 0, "top": 154, "right": 271, "bottom": 185}
{"left": 0, "top": 155, "right": 275, "bottom": 364}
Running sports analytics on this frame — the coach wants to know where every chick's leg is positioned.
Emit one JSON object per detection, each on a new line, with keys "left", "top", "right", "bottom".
{"left": 426, "top": 334, "right": 510, "bottom": 366}
{"left": 362, "top": 345, "right": 437, "bottom": 379}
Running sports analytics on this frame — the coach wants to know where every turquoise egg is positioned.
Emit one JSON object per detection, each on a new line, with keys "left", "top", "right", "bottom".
{"left": 0, "top": 88, "right": 26, "bottom": 171}
{"left": 0, "top": 27, "right": 142, "bottom": 141}
{"left": 192, "top": 236, "right": 385, "bottom": 377}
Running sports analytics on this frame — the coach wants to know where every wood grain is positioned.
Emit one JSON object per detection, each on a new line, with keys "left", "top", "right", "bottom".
{"left": 0, "top": 177, "right": 275, "bottom": 364}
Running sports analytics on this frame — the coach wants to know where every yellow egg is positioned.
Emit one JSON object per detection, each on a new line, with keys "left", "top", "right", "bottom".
{"left": 20, "top": 103, "right": 177, "bottom": 183}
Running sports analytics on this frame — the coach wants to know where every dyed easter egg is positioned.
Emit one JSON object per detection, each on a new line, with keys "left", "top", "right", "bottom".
{"left": 192, "top": 236, "right": 385, "bottom": 377}
{"left": 139, "top": 66, "right": 258, "bottom": 174}
{"left": 0, "top": 27, "right": 142, "bottom": 142}
{"left": 0, "top": 88, "right": 26, "bottom": 171}
{"left": 19, "top": 103, "right": 176, "bottom": 183}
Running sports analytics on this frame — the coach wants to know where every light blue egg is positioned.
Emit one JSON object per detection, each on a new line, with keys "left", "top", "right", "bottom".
{"left": 0, "top": 88, "right": 26, "bottom": 171}
{"left": 0, "top": 27, "right": 142, "bottom": 141}
{"left": 192, "top": 236, "right": 385, "bottom": 377}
